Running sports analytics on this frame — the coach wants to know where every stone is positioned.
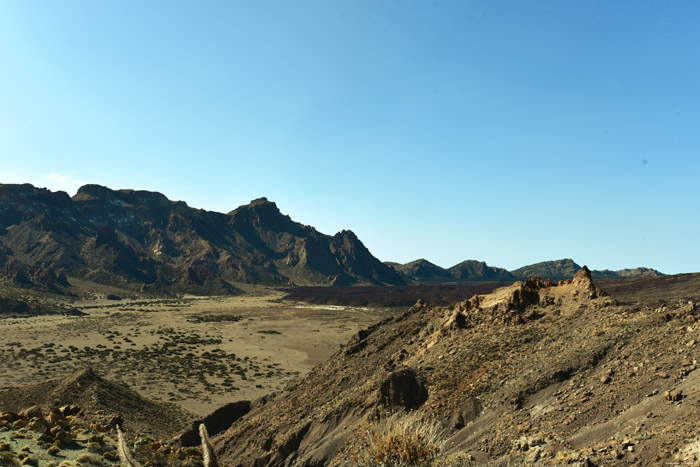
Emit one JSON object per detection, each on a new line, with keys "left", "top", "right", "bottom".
{"left": 0, "top": 412, "right": 19, "bottom": 423}
{"left": 54, "top": 429, "right": 72, "bottom": 446}
{"left": 449, "top": 398, "right": 481, "bottom": 429}
{"left": 19, "top": 406, "right": 43, "bottom": 419}
{"left": 107, "top": 414, "right": 123, "bottom": 429}
{"left": 378, "top": 367, "right": 428, "bottom": 410}
{"left": 47, "top": 408, "right": 63, "bottom": 425}
{"left": 27, "top": 418, "right": 50, "bottom": 435}
{"left": 59, "top": 405, "right": 80, "bottom": 417}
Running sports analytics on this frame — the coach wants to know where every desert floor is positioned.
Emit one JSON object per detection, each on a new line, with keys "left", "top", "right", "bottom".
{"left": 0, "top": 290, "right": 395, "bottom": 416}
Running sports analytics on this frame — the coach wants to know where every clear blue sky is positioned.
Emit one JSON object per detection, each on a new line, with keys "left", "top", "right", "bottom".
{"left": 1, "top": 1, "right": 698, "bottom": 274}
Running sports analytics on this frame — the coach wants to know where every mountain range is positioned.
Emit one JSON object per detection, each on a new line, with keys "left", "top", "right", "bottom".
{"left": 0, "top": 183, "right": 403, "bottom": 294}
{"left": 0, "top": 183, "right": 662, "bottom": 295}
{"left": 388, "top": 257, "right": 663, "bottom": 283}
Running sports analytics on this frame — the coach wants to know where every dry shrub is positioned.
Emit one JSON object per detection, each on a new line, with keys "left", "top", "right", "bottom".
{"left": 355, "top": 413, "right": 444, "bottom": 466}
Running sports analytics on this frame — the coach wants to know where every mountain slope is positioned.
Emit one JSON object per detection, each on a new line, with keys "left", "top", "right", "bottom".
{"left": 213, "top": 270, "right": 700, "bottom": 465}
{"left": 0, "top": 368, "right": 192, "bottom": 438}
{"left": 0, "top": 184, "right": 404, "bottom": 292}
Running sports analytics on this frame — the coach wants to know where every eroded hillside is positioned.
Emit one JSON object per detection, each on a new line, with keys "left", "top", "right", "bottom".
{"left": 214, "top": 268, "right": 700, "bottom": 466}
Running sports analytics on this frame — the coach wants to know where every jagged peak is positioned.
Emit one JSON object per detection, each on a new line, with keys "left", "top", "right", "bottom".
{"left": 334, "top": 229, "right": 359, "bottom": 240}
{"left": 573, "top": 265, "right": 592, "bottom": 283}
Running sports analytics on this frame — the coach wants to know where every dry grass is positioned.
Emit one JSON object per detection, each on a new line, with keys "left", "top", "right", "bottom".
{"left": 352, "top": 413, "right": 520, "bottom": 467}
{"left": 354, "top": 413, "right": 444, "bottom": 467}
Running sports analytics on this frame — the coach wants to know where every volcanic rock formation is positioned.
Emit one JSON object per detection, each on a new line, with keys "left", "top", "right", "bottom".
{"left": 0, "top": 184, "right": 404, "bottom": 293}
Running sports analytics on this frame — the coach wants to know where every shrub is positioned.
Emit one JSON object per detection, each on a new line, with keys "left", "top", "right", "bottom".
{"left": 75, "top": 453, "right": 107, "bottom": 466}
{"left": 1, "top": 451, "right": 21, "bottom": 467}
{"left": 355, "top": 413, "right": 444, "bottom": 466}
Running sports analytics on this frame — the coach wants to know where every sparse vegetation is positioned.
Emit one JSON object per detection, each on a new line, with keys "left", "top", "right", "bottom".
{"left": 354, "top": 414, "right": 443, "bottom": 466}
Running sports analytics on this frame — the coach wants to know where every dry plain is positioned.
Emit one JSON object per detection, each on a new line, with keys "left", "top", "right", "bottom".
{"left": 0, "top": 288, "right": 396, "bottom": 416}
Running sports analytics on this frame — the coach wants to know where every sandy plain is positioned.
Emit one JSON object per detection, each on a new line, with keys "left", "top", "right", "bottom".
{"left": 0, "top": 289, "right": 395, "bottom": 416}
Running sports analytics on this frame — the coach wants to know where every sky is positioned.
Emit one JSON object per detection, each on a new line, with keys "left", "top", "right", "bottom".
{"left": 1, "top": 1, "right": 699, "bottom": 274}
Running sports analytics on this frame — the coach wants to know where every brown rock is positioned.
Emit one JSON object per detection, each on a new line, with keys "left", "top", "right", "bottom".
{"left": 378, "top": 367, "right": 428, "bottom": 410}
{"left": 53, "top": 429, "right": 72, "bottom": 446}
{"left": 0, "top": 412, "right": 19, "bottom": 423}
{"left": 59, "top": 405, "right": 80, "bottom": 417}
{"left": 92, "top": 423, "right": 108, "bottom": 433}
{"left": 47, "top": 408, "right": 63, "bottom": 425}
{"left": 19, "top": 406, "right": 43, "bottom": 419}
{"left": 449, "top": 398, "right": 482, "bottom": 429}
{"left": 107, "top": 414, "right": 123, "bottom": 429}
{"left": 27, "top": 417, "right": 50, "bottom": 435}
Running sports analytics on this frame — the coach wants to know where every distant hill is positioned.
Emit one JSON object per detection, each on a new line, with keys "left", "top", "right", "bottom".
{"left": 449, "top": 260, "right": 517, "bottom": 282}
{"left": 511, "top": 258, "right": 581, "bottom": 281}
{"left": 386, "top": 259, "right": 515, "bottom": 283}
{"left": 591, "top": 267, "right": 664, "bottom": 279}
{"left": 387, "top": 257, "right": 663, "bottom": 283}
{"left": 511, "top": 258, "right": 664, "bottom": 281}
{"left": 0, "top": 183, "right": 405, "bottom": 294}
{"left": 387, "top": 259, "right": 454, "bottom": 283}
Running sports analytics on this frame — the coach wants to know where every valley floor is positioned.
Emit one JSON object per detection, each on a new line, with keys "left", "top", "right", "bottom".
{"left": 0, "top": 290, "right": 395, "bottom": 416}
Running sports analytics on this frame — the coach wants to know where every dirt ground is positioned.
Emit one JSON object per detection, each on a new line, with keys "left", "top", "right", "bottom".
{"left": 0, "top": 290, "right": 395, "bottom": 416}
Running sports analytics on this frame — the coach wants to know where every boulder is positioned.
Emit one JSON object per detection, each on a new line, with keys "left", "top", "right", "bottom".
{"left": 378, "top": 367, "right": 427, "bottom": 410}
{"left": 19, "top": 405, "right": 43, "bottom": 419}
{"left": 449, "top": 398, "right": 481, "bottom": 429}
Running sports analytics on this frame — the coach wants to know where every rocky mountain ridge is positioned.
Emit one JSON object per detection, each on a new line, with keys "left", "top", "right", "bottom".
{"left": 387, "top": 257, "right": 663, "bottom": 284}
{"left": 0, "top": 183, "right": 404, "bottom": 293}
